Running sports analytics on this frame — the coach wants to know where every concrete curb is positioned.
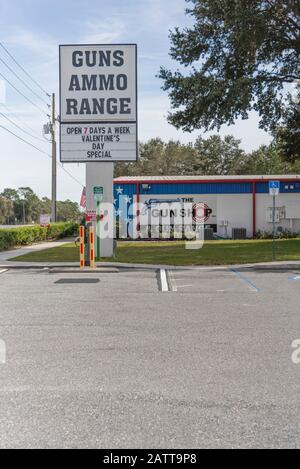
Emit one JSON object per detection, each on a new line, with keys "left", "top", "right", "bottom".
{"left": 1, "top": 260, "right": 300, "bottom": 272}
{"left": 48, "top": 267, "right": 119, "bottom": 274}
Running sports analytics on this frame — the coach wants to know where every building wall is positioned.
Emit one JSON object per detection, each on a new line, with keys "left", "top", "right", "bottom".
{"left": 113, "top": 179, "right": 300, "bottom": 238}
{"left": 256, "top": 194, "right": 300, "bottom": 234}
{"left": 217, "top": 195, "right": 253, "bottom": 237}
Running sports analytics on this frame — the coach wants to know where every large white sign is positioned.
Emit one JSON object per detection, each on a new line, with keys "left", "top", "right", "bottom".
{"left": 59, "top": 44, "right": 137, "bottom": 162}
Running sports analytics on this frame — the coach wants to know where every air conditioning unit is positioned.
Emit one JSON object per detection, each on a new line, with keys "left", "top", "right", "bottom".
{"left": 204, "top": 228, "right": 214, "bottom": 240}
{"left": 232, "top": 228, "right": 247, "bottom": 239}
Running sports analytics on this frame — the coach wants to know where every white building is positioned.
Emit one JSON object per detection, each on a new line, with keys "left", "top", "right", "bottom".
{"left": 114, "top": 175, "right": 300, "bottom": 238}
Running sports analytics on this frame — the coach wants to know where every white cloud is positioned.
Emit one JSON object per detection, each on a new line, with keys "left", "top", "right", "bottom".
{"left": 80, "top": 18, "right": 126, "bottom": 44}
{"left": 4, "top": 30, "right": 57, "bottom": 61}
{"left": 138, "top": 94, "right": 271, "bottom": 151}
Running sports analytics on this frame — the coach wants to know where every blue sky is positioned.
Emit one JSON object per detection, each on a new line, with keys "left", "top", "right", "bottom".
{"left": 0, "top": 0, "right": 271, "bottom": 202}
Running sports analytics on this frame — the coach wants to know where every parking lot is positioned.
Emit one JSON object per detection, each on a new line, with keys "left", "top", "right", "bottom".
{"left": 0, "top": 265, "right": 299, "bottom": 448}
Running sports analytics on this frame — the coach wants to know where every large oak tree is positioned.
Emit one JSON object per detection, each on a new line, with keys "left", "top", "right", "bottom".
{"left": 159, "top": 0, "right": 300, "bottom": 133}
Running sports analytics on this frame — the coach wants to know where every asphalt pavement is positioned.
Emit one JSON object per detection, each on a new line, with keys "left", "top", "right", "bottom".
{"left": 0, "top": 265, "right": 299, "bottom": 448}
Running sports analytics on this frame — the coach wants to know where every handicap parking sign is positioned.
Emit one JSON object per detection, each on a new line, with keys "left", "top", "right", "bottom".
{"left": 269, "top": 181, "right": 280, "bottom": 196}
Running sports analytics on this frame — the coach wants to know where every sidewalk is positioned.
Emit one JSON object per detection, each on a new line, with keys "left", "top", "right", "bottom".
{"left": 0, "top": 238, "right": 73, "bottom": 264}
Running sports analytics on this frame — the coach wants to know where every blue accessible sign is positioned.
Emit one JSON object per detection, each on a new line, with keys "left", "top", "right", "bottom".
{"left": 269, "top": 181, "right": 280, "bottom": 196}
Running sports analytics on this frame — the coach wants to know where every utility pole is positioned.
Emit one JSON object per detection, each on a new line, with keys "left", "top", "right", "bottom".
{"left": 272, "top": 193, "right": 276, "bottom": 261}
{"left": 22, "top": 200, "right": 25, "bottom": 225}
{"left": 51, "top": 93, "right": 57, "bottom": 222}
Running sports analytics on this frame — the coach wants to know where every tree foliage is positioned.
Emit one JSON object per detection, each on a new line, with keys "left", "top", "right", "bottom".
{"left": 0, "top": 187, "right": 81, "bottom": 225}
{"left": 193, "top": 135, "right": 245, "bottom": 174}
{"left": 114, "top": 139, "right": 197, "bottom": 177}
{"left": 159, "top": 0, "right": 300, "bottom": 132}
{"left": 115, "top": 135, "right": 299, "bottom": 177}
{"left": 274, "top": 85, "right": 300, "bottom": 162}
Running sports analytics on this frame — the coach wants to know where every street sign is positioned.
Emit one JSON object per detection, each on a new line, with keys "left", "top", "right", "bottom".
{"left": 40, "top": 214, "right": 51, "bottom": 227}
{"left": 85, "top": 210, "right": 97, "bottom": 222}
{"left": 59, "top": 44, "right": 137, "bottom": 163}
{"left": 269, "top": 180, "right": 280, "bottom": 196}
{"left": 93, "top": 186, "right": 104, "bottom": 202}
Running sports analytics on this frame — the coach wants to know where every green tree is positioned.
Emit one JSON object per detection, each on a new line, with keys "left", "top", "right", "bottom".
{"left": 0, "top": 197, "right": 14, "bottom": 224}
{"left": 237, "top": 143, "right": 290, "bottom": 174}
{"left": 0, "top": 187, "right": 81, "bottom": 224}
{"left": 0, "top": 188, "right": 21, "bottom": 223}
{"left": 159, "top": 0, "right": 300, "bottom": 132}
{"left": 115, "top": 139, "right": 197, "bottom": 176}
{"left": 17, "top": 187, "right": 43, "bottom": 223}
{"left": 274, "top": 85, "right": 300, "bottom": 162}
{"left": 40, "top": 197, "right": 52, "bottom": 215}
{"left": 193, "top": 135, "right": 246, "bottom": 174}
{"left": 57, "top": 200, "right": 81, "bottom": 222}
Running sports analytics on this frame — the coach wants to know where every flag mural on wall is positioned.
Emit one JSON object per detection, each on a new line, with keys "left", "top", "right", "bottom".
{"left": 113, "top": 184, "right": 217, "bottom": 239}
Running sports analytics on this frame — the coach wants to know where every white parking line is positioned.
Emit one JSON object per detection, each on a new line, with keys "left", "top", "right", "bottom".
{"left": 159, "top": 269, "right": 169, "bottom": 292}
{"left": 0, "top": 269, "right": 8, "bottom": 274}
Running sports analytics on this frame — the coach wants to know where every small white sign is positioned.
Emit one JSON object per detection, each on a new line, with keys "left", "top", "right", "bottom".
{"left": 94, "top": 186, "right": 103, "bottom": 202}
{"left": 40, "top": 214, "right": 51, "bottom": 226}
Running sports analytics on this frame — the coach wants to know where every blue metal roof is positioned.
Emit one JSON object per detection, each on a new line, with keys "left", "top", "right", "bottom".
{"left": 114, "top": 180, "right": 300, "bottom": 198}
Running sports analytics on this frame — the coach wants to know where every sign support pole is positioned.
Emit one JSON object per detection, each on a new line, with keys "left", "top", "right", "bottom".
{"left": 272, "top": 194, "right": 276, "bottom": 261}
{"left": 51, "top": 93, "right": 57, "bottom": 223}
{"left": 86, "top": 163, "right": 114, "bottom": 258}
{"left": 96, "top": 200, "right": 101, "bottom": 260}
{"left": 269, "top": 181, "right": 279, "bottom": 262}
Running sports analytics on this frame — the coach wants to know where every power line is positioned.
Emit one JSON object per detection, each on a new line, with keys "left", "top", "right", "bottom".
{"left": 0, "top": 102, "right": 44, "bottom": 134}
{"left": 0, "top": 41, "right": 50, "bottom": 97}
{"left": 0, "top": 122, "right": 84, "bottom": 188}
{"left": 0, "top": 55, "right": 50, "bottom": 106}
{"left": 0, "top": 122, "right": 51, "bottom": 156}
{"left": 57, "top": 162, "right": 85, "bottom": 188}
{"left": 0, "top": 70, "right": 50, "bottom": 117}
{"left": 0, "top": 110, "right": 50, "bottom": 144}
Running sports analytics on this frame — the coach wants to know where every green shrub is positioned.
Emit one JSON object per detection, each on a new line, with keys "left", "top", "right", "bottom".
{"left": 254, "top": 230, "right": 299, "bottom": 240}
{"left": 0, "top": 222, "right": 79, "bottom": 251}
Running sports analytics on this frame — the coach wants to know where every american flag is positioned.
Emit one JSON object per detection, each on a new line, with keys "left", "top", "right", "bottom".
{"left": 80, "top": 186, "right": 86, "bottom": 208}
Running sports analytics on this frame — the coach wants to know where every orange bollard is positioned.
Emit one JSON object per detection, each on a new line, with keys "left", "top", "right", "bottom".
{"left": 89, "top": 226, "right": 95, "bottom": 268}
{"left": 79, "top": 226, "right": 85, "bottom": 269}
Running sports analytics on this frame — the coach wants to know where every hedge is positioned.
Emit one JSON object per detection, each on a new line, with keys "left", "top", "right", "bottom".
{"left": 0, "top": 222, "right": 79, "bottom": 251}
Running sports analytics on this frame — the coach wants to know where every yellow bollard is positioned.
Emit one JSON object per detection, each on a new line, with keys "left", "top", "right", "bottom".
{"left": 89, "top": 226, "right": 95, "bottom": 268}
{"left": 79, "top": 226, "right": 85, "bottom": 269}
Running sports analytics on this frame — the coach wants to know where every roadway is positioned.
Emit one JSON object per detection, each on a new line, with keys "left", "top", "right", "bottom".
{"left": 0, "top": 265, "right": 299, "bottom": 448}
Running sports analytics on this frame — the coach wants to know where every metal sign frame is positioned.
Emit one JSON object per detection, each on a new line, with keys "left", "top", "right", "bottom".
{"left": 59, "top": 43, "right": 138, "bottom": 163}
